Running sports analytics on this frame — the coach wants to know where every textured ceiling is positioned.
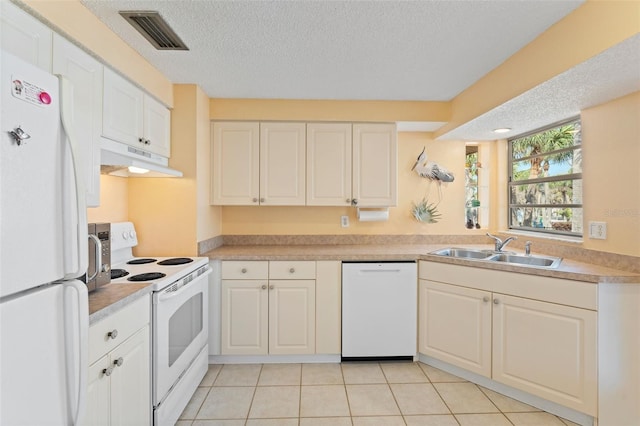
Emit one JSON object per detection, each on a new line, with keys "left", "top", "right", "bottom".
{"left": 80, "top": 0, "right": 584, "bottom": 101}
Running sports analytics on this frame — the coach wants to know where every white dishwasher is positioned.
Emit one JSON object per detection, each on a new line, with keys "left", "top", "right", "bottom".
{"left": 342, "top": 261, "right": 417, "bottom": 360}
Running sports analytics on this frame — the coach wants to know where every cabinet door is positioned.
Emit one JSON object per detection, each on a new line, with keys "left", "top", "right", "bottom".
{"left": 492, "top": 294, "right": 597, "bottom": 415}
{"left": 221, "top": 280, "right": 268, "bottom": 355}
{"left": 1, "top": 1, "right": 52, "bottom": 71}
{"left": 143, "top": 95, "right": 171, "bottom": 157}
{"left": 306, "top": 123, "right": 352, "bottom": 206}
{"left": 110, "top": 326, "right": 151, "bottom": 426}
{"left": 81, "top": 356, "right": 110, "bottom": 426}
{"left": 269, "top": 280, "right": 316, "bottom": 355}
{"left": 102, "top": 68, "right": 144, "bottom": 147}
{"left": 352, "top": 123, "right": 397, "bottom": 207}
{"left": 52, "top": 34, "right": 103, "bottom": 207}
{"left": 419, "top": 280, "right": 492, "bottom": 377}
{"left": 260, "top": 122, "right": 306, "bottom": 205}
{"left": 211, "top": 122, "right": 260, "bottom": 205}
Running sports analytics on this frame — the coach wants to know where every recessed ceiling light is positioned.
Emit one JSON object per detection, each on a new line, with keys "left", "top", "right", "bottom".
{"left": 493, "top": 128, "right": 512, "bottom": 134}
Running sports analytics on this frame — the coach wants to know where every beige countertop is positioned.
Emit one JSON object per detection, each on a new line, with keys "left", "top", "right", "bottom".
{"left": 88, "top": 242, "right": 639, "bottom": 323}
{"left": 204, "top": 243, "right": 640, "bottom": 284}
{"left": 88, "top": 282, "right": 153, "bottom": 324}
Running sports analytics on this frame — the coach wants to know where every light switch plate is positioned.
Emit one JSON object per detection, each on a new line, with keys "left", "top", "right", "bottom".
{"left": 588, "top": 221, "right": 607, "bottom": 239}
{"left": 341, "top": 215, "right": 349, "bottom": 228}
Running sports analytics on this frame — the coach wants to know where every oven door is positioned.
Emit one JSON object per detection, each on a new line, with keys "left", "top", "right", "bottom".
{"left": 153, "top": 267, "right": 211, "bottom": 405}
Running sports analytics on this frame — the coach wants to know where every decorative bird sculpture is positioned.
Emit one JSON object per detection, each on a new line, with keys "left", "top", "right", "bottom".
{"left": 411, "top": 147, "right": 455, "bottom": 183}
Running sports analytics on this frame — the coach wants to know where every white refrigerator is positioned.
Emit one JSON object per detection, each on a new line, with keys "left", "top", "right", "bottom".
{"left": 0, "top": 51, "right": 89, "bottom": 425}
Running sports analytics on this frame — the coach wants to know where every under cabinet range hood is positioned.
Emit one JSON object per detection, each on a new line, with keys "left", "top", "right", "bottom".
{"left": 100, "top": 138, "right": 183, "bottom": 178}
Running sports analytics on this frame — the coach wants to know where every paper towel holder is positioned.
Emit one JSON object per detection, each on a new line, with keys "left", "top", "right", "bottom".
{"left": 357, "top": 207, "right": 390, "bottom": 222}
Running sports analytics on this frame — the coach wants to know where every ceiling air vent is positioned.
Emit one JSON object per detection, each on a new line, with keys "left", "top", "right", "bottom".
{"left": 119, "top": 11, "right": 188, "bottom": 51}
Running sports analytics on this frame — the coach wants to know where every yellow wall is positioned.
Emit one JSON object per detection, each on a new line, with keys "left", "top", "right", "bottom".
{"left": 87, "top": 175, "right": 129, "bottom": 223}
{"left": 581, "top": 91, "right": 640, "bottom": 256}
{"left": 222, "top": 132, "right": 477, "bottom": 235}
{"left": 211, "top": 99, "right": 450, "bottom": 123}
{"left": 19, "top": 0, "right": 173, "bottom": 106}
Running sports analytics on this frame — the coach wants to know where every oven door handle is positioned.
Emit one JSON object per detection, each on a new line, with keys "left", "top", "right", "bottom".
{"left": 156, "top": 267, "right": 212, "bottom": 302}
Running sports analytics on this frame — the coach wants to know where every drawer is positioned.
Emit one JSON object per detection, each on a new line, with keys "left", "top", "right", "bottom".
{"left": 221, "top": 261, "right": 269, "bottom": 279}
{"left": 89, "top": 295, "right": 150, "bottom": 364}
{"left": 269, "top": 261, "right": 316, "bottom": 279}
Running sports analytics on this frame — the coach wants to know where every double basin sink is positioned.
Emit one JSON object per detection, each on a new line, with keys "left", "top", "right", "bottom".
{"left": 430, "top": 248, "right": 562, "bottom": 269}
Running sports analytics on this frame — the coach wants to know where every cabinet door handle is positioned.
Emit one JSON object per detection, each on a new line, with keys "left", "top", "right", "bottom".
{"left": 269, "top": 284, "right": 274, "bottom": 290}
{"left": 146, "top": 139, "right": 151, "bottom": 145}
{"left": 261, "top": 284, "right": 267, "bottom": 290}
{"left": 346, "top": 198, "right": 351, "bottom": 204}
{"left": 483, "top": 296, "right": 490, "bottom": 303}
{"left": 241, "top": 268, "right": 247, "bottom": 273}
{"left": 493, "top": 298, "right": 500, "bottom": 305}
{"left": 102, "top": 366, "right": 114, "bottom": 377}
{"left": 138, "top": 137, "right": 144, "bottom": 144}
{"left": 113, "top": 357, "right": 124, "bottom": 367}
{"left": 107, "top": 329, "right": 118, "bottom": 340}
{"left": 351, "top": 199, "right": 358, "bottom": 206}
{"left": 252, "top": 198, "right": 258, "bottom": 203}
{"left": 289, "top": 268, "right": 295, "bottom": 274}
{"left": 260, "top": 198, "right": 265, "bottom": 203}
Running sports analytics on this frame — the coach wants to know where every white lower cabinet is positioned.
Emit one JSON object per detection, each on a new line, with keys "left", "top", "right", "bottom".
{"left": 220, "top": 261, "right": 316, "bottom": 355}
{"left": 419, "top": 261, "right": 597, "bottom": 417}
{"left": 220, "top": 261, "right": 340, "bottom": 356}
{"left": 83, "top": 296, "right": 150, "bottom": 426}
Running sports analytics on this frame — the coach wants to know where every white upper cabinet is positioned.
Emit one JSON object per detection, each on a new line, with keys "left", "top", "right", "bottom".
{"left": 52, "top": 34, "right": 103, "bottom": 207}
{"left": 260, "top": 122, "right": 306, "bottom": 205}
{"left": 352, "top": 123, "right": 398, "bottom": 207}
{"left": 211, "top": 122, "right": 260, "bottom": 205}
{"left": 102, "top": 67, "right": 170, "bottom": 157}
{"left": 1, "top": 1, "right": 52, "bottom": 71}
{"left": 211, "top": 121, "right": 398, "bottom": 207}
{"left": 306, "top": 123, "right": 352, "bottom": 206}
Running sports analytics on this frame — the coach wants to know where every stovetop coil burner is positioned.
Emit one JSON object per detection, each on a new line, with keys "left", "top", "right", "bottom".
{"left": 111, "top": 269, "right": 129, "bottom": 279}
{"left": 127, "top": 258, "right": 157, "bottom": 265}
{"left": 127, "top": 272, "right": 166, "bottom": 282}
{"left": 157, "top": 257, "right": 194, "bottom": 266}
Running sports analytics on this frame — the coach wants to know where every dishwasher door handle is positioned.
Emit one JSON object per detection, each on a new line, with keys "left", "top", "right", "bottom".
{"left": 359, "top": 269, "right": 402, "bottom": 273}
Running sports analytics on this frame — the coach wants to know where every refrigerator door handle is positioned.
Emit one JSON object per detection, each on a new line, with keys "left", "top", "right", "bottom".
{"left": 58, "top": 75, "right": 88, "bottom": 279}
{"left": 64, "top": 280, "right": 88, "bottom": 425}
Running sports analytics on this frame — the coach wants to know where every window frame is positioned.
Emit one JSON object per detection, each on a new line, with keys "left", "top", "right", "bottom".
{"left": 507, "top": 117, "right": 583, "bottom": 237}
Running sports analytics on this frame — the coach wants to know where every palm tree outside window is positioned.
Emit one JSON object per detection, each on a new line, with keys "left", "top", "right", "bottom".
{"left": 508, "top": 118, "right": 582, "bottom": 236}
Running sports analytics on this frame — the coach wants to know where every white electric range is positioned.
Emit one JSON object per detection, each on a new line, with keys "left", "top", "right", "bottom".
{"left": 110, "top": 222, "right": 211, "bottom": 426}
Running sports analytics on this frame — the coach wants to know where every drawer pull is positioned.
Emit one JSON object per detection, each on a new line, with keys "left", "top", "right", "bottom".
{"left": 107, "top": 329, "right": 118, "bottom": 340}
{"left": 113, "top": 357, "right": 124, "bottom": 367}
{"left": 102, "top": 366, "right": 114, "bottom": 377}
{"left": 289, "top": 268, "right": 295, "bottom": 273}
{"left": 241, "top": 268, "right": 247, "bottom": 273}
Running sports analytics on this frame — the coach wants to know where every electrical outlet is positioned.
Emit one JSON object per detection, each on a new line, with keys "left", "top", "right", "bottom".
{"left": 588, "top": 221, "right": 607, "bottom": 239}
{"left": 341, "top": 215, "right": 349, "bottom": 228}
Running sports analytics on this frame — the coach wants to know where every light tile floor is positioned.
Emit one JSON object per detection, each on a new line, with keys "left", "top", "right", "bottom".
{"left": 176, "top": 362, "right": 581, "bottom": 426}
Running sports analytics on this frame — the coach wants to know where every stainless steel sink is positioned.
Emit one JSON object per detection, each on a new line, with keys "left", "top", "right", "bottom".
{"left": 430, "top": 247, "right": 562, "bottom": 269}
{"left": 486, "top": 253, "right": 562, "bottom": 268}
{"left": 430, "top": 248, "right": 494, "bottom": 259}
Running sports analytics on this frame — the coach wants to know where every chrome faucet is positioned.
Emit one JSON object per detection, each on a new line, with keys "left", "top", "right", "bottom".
{"left": 486, "top": 233, "right": 517, "bottom": 252}
{"left": 524, "top": 241, "right": 532, "bottom": 256}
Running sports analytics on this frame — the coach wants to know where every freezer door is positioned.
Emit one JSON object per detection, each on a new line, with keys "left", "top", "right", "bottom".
{"left": 1, "top": 51, "right": 87, "bottom": 297}
{"left": 0, "top": 280, "right": 88, "bottom": 425}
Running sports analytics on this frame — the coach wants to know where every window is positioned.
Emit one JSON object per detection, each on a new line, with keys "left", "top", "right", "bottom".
{"left": 508, "top": 118, "right": 582, "bottom": 236}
